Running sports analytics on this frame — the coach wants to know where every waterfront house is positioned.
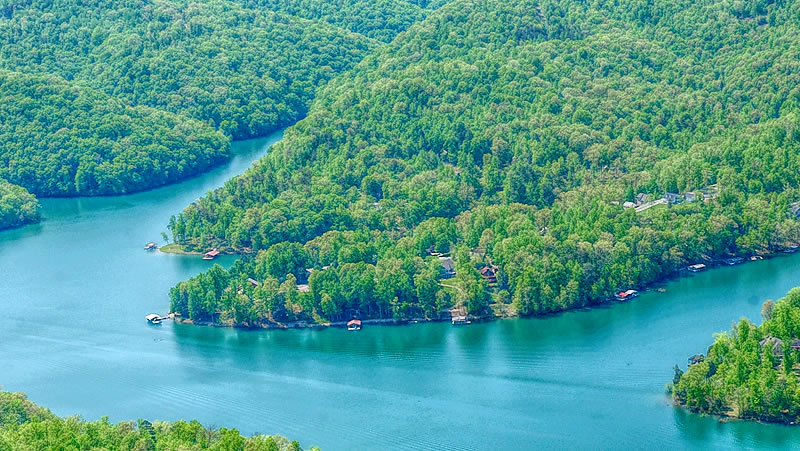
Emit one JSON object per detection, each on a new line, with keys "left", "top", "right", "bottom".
{"left": 665, "top": 193, "right": 683, "bottom": 204}
{"left": 480, "top": 265, "right": 499, "bottom": 284}
{"left": 789, "top": 202, "right": 800, "bottom": 219}
{"left": 760, "top": 337, "right": 785, "bottom": 358}
{"left": 684, "top": 192, "right": 698, "bottom": 202}
{"left": 623, "top": 201, "right": 636, "bottom": 209}
{"left": 440, "top": 257, "right": 456, "bottom": 279}
{"left": 688, "top": 354, "right": 704, "bottom": 365}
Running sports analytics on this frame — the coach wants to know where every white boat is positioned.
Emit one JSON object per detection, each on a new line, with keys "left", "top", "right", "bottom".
{"left": 145, "top": 314, "right": 162, "bottom": 324}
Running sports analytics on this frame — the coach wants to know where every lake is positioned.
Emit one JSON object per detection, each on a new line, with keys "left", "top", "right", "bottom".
{"left": 2, "top": 132, "right": 800, "bottom": 449}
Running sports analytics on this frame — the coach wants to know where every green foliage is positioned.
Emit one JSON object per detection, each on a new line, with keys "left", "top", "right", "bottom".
{"left": 170, "top": 0, "right": 800, "bottom": 322}
{"left": 0, "top": 0, "right": 414, "bottom": 228}
{"left": 0, "top": 180, "right": 39, "bottom": 230}
{"left": 673, "top": 288, "right": 800, "bottom": 423}
{"left": 0, "top": 0, "right": 378, "bottom": 141}
{"left": 0, "top": 391, "right": 311, "bottom": 450}
{"left": 0, "top": 70, "right": 229, "bottom": 197}
{"left": 236, "top": 0, "right": 437, "bottom": 42}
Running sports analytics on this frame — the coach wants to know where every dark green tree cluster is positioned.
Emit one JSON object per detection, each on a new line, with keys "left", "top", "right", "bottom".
{"left": 236, "top": 0, "right": 435, "bottom": 42}
{"left": 0, "top": 0, "right": 379, "bottom": 140}
{"left": 0, "top": 70, "right": 229, "bottom": 197}
{"left": 0, "top": 179, "right": 39, "bottom": 231}
{"left": 672, "top": 288, "right": 800, "bottom": 423}
{"left": 0, "top": 390, "right": 312, "bottom": 450}
{"left": 169, "top": 219, "right": 490, "bottom": 325}
{"left": 0, "top": 0, "right": 434, "bottom": 229}
{"left": 169, "top": 0, "right": 800, "bottom": 322}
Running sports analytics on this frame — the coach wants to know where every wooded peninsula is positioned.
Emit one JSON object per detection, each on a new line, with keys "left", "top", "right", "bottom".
{"left": 166, "top": 0, "right": 800, "bottom": 330}
{"left": 672, "top": 288, "right": 800, "bottom": 424}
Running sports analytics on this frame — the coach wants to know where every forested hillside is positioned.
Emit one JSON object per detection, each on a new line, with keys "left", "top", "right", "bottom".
{"left": 0, "top": 0, "right": 377, "bottom": 140}
{"left": 0, "top": 390, "right": 311, "bottom": 450}
{"left": 0, "top": 180, "right": 39, "bottom": 230}
{"left": 168, "top": 0, "right": 800, "bottom": 325}
{"left": 0, "top": 0, "right": 446, "bottom": 229}
{"left": 236, "top": 0, "right": 429, "bottom": 42}
{"left": 0, "top": 70, "right": 229, "bottom": 196}
{"left": 672, "top": 288, "right": 800, "bottom": 423}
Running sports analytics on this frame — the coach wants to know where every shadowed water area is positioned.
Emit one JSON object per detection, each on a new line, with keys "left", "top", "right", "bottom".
{"left": 2, "top": 132, "right": 800, "bottom": 449}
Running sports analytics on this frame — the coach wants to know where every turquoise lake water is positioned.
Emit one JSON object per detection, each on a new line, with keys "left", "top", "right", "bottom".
{"left": 2, "top": 132, "right": 800, "bottom": 449}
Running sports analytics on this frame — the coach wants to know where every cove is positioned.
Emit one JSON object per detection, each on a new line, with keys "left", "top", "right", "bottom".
{"left": 2, "top": 132, "right": 800, "bottom": 449}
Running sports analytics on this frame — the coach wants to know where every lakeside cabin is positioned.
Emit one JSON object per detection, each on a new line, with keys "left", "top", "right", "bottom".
{"left": 347, "top": 319, "right": 362, "bottom": 331}
{"left": 479, "top": 264, "right": 499, "bottom": 284}
{"left": 144, "top": 242, "right": 157, "bottom": 251}
{"left": 687, "top": 263, "right": 707, "bottom": 272}
{"left": 439, "top": 257, "right": 456, "bottom": 279}
{"left": 202, "top": 249, "right": 220, "bottom": 260}
{"left": 760, "top": 337, "right": 785, "bottom": 359}
{"left": 615, "top": 289, "right": 639, "bottom": 301}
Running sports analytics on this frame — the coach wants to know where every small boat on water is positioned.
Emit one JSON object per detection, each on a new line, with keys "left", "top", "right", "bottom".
{"left": 144, "top": 242, "right": 157, "bottom": 251}
{"left": 347, "top": 319, "right": 362, "bottom": 331}
{"left": 145, "top": 313, "right": 162, "bottom": 324}
{"left": 750, "top": 255, "right": 764, "bottom": 261}
{"left": 615, "top": 289, "right": 639, "bottom": 301}
{"left": 451, "top": 315, "right": 471, "bottom": 325}
{"left": 687, "top": 263, "right": 706, "bottom": 272}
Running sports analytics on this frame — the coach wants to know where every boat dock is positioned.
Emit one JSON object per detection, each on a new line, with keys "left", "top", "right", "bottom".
{"left": 146, "top": 313, "right": 174, "bottom": 324}
{"left": 144, "top": 242, "right": 158, "bottom": 251}
{"left": 203, "top": 250, "right": 220, "bottom": 260}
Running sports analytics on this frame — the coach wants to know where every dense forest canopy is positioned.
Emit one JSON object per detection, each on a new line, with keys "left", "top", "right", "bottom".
{"left": 0, "top": 0, "right": 377, "bottom": 140}
{"left": 235, "top": 0, "right": 431, "bottom": 42}
{"left": 169, "top": 0, "right": 800, "bottom": 325}
{"left": 0, "top": 179, "right": 39, "bottom": 230}
{"left": 0, "top": 390, "right": 311, "bottom": 450}
{"left": 0, "top": 70, "right": 229, "bottom": 196}
{"left": 0, "top": 0, "right": 446, "bottom": 229}
{"left": 672, "top": 288, "right": 800, "bottom": 423}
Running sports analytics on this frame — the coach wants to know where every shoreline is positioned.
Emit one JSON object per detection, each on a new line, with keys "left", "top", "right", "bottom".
{"left": 672, "top": 400, "right": 800, "bottom": 426}
{"left": 172, "top": 313, "right": 499, "bottom": 330}
{"left": 166, "top": 247, "right": 799, "bottom": 331}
